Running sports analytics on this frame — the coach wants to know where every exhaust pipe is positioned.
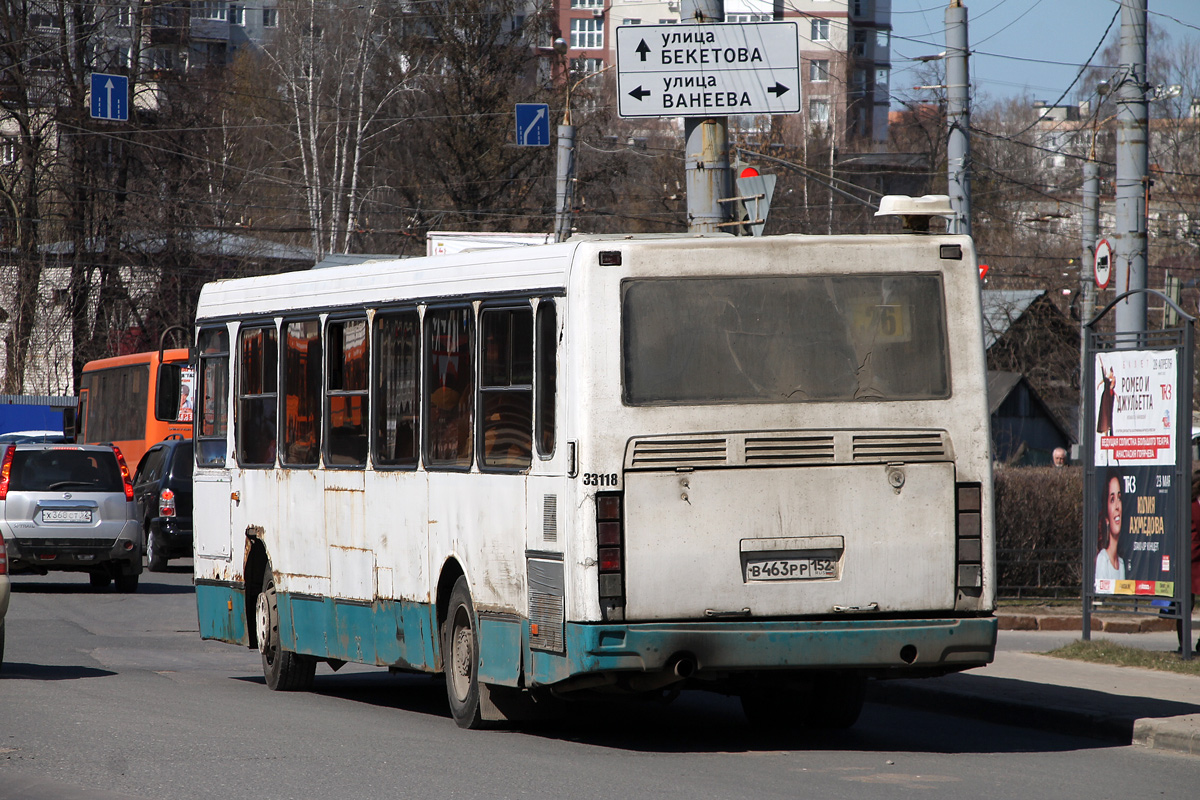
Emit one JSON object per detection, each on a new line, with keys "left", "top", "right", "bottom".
{"left": 625, "top": 654, "right": 697, "bottom": 692}
{"left": 672, "top": 655, "right": 696, "bottom": 679}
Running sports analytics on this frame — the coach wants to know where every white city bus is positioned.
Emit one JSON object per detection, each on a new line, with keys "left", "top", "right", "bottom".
{"left": 192, "top": 220, "right": 996, "bottom": 729}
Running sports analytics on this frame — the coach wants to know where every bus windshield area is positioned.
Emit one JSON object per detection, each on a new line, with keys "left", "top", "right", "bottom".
{"left": 622, "top": 274, "right": 950, "bottom": 405}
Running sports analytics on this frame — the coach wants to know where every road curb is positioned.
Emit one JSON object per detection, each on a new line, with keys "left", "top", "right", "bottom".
{"left": 866, "top": 679, "right": 1198, "bottom": 757}
{"left": 996, "top": 613, "right": 1175, "bottom": 633}
{"left": 1133, "top": 714, "right": 1200, "bottom": 756}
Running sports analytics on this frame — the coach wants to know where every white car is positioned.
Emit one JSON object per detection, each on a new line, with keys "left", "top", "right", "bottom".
{"left": 0, "top": 430, "right": 71, "bottom": 444}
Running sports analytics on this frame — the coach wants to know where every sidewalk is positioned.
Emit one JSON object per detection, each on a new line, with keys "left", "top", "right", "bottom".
{"left": 868, "top": 609, "right": 1200, "bottom": 757}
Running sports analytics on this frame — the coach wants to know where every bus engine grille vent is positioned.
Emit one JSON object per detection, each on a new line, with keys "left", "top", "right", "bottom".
{"left": 626, "top": 430, "right": 952, "bottom": 470}
{"left": 529, "top": 593, "right": 565, "bottom": 653}
{"left": 543, "top": 494, "right": 558, "bottom": 542}
{"left": 852, "top": 432, "right": 948, "bottom": 462}
{"left": 629, "top": 437, "right": 727, "bottom": 468}
{"left": 744, "top": 435, "right": 836, "bottom": 464}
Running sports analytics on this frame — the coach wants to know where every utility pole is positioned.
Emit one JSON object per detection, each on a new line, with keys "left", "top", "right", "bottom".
{"left": 945, "top": 0, "right": 971, "bottom": 236}
{"left": 553, "top": 38, "right": 575, "bottom": 243}
{"left": 682, "top": 0, "right": 731, "bottom": 233}
{"left": 1080, "top": 159, "right": 1099, "bottom": 447}
{"left": 1115, "top": 0, "right": 1148, "bottom": 335}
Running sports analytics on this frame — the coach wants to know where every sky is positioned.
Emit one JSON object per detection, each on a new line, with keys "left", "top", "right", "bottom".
{"left": 889, "top": 0, "right": 1200, "bottom": 107}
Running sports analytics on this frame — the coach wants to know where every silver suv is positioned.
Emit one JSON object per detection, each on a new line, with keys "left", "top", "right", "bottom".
{"left": 1, "top": 527, "right": 9, "bottom": 669}
{"left": 1, "top": 443, "right": 142, "bottom": 592}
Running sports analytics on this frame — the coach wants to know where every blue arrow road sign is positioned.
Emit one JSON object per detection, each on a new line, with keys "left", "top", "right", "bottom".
{"left": 515, "top": 103, "right": 550, "bottom": 146}
{"left": 91, "top": 73, "right": 129, "bottom": 121}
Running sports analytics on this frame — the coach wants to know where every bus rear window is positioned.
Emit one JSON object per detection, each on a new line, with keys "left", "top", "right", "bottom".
{"left": 622, "top": 275, "right": 949, "bottom": 405}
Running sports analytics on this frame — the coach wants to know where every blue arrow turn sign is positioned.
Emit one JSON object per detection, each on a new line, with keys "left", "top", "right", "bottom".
{"left": 515, "top": 103, "right": 550, "bottom": 146}
{"left": 91, "top": 73, "right": 129, "bottom": 121}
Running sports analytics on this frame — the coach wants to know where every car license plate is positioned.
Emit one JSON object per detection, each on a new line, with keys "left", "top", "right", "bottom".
{"left": 745, "top": 557, "right": 836, "bottom": 581}
{"left": 42, "top": 509, "right": 91, "bottom": 523}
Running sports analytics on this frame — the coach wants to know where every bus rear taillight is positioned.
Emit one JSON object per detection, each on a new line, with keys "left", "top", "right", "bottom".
{"left": 596, "top": 492, "right": 625, "bottom": 607}
{"left": 0, "top": 445, "right": 14, "bottom": 501}
{"left": 159, "top": 488, "right": 177, "bottom": 517}
{"left": 955, "top": 482, "right": 983, "bottom": 594}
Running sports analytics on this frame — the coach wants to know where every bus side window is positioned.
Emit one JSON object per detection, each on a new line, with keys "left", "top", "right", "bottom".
{"left": 480, "top": 306, "right": 533, "bottom": 471}
{"left": 282, "top": 319, "right": 321, "bottom": 467}
{"left": 237, "top": 325, "right": 278, "bottom": 468}
{"left": 326, "top": 318, "right": 368, "bottom": 467}
{"left": 373, "top": 311, "right": 420, "bottom": 469}
{"left": 197, "top": 328, "right": 229, "bottom": 466}
{"left": 535, "top": 299, "right": 557, "bottom": 458}
{"left": 424, "top": 306, "right": 473, "bottom": 470}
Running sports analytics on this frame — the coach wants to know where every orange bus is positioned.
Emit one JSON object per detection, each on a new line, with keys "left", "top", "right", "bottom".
{"left": 77, "top": 347, "right": 194, "bottom": 468}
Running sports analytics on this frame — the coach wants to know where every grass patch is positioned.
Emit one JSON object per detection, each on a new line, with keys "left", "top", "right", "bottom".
{"left": 1045, "top": 639, "right": 1200, "bottom": 676}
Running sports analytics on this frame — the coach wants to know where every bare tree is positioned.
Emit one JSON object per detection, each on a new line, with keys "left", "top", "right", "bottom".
{"left": 256, "top": 1, "right": 421, "bottom": 259}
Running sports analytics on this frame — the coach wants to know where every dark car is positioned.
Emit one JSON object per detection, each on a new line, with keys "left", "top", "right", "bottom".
{"left": 0, "top": 443, "right": 141, "bottom": 591}
{"left": 132, "top": 438, "right": 193, "bottom": 571}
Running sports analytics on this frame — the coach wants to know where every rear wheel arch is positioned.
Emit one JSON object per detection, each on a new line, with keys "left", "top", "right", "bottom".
{"left": 244, "top": 536, "right": 269, "bottom": 649}
{"left": 435, "top": 558, "right": 466, "bottom": 667}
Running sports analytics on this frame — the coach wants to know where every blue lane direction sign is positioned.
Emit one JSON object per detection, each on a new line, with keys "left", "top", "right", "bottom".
{"left": 91, "top": 73, "right": 129, "bottom": 121}
{"left": 515, "top": 103, "right": 550, "bottom": 146}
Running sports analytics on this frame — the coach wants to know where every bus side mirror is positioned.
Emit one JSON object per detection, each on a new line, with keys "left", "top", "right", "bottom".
{"left": 61, "top": 407, "right": 75, "bottom": 440}
{"left": 156, "top": 363, "right": 182, "bottom": 421}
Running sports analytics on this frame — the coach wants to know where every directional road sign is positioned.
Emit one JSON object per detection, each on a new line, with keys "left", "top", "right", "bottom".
{"left": 615, "top": 22, "right": 800, "bottom": 119}
{"left": 90, "top": 73, "right": 129, "bottom": 121}
{"left": 515, "top": 103, "right": 550, "bottom": 146}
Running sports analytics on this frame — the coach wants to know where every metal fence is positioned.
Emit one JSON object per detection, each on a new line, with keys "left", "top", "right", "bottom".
{"left": 997, "top": 547, "right": 1081, "bottom": 599}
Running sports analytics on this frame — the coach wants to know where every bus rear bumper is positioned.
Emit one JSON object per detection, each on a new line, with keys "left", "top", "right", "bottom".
{"left": 538, "top": 616, "right": 997, "bottom": 685}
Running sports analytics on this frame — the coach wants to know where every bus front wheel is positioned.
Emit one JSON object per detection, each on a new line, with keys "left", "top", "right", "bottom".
{"left": 255, "top": 562, "right": 316, "bottom": 691}
{"left": 443, "top": 577, "right": 485, "bottom": 729}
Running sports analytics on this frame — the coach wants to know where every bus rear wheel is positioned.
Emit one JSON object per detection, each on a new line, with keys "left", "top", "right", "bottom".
{"left": 740, "top": 672, "right": 866, "bottom": 731}
{"left": 256, "top": 562, "right": 316, "bottom": 691}
{"left": 443, "top": 576, "right": 485, "bottom": 729}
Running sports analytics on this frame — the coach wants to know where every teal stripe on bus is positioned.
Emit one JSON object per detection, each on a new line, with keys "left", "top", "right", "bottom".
{"left": 196, "top": 583, "right": 248, "bottom": 645}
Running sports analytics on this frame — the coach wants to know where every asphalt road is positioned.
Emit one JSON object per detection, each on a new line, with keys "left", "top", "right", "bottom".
{"left": 1, "top": 564, "right": 1195, "bottom": 800}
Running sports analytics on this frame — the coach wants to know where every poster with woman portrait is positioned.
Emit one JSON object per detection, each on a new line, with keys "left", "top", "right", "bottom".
{"left": 1092, "top": 465, "right": 1179, "bottom": 597}
{"left": 1090, "top": 349, "right": 1181, "bottom": 596}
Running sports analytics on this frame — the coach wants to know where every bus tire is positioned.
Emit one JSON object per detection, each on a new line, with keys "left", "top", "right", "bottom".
{"left": 256, "top": 562, "right": 316, "bottom": 692}
{"left": 809, "top": 673, "right": 866, "bottom": 729}
{"left": 146, "top": 527, "right": 167, "bottom": 572}
{"left": 740, "top": 673, "right": 866, "bottom": 731}
{"left": 443, "top": 576, "right": 485, "bottom": 729}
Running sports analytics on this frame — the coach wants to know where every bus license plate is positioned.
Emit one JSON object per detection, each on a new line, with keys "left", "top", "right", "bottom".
{"left": 745, "top": 558, "right": 836, "bottom": 581}
{"left": 42, "top": 509, "right": 91, "bottom": 523}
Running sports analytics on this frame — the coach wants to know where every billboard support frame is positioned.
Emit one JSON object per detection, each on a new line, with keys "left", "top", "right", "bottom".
{"left": 1082, "top": 288, "right": 1194, "bottom": 658}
